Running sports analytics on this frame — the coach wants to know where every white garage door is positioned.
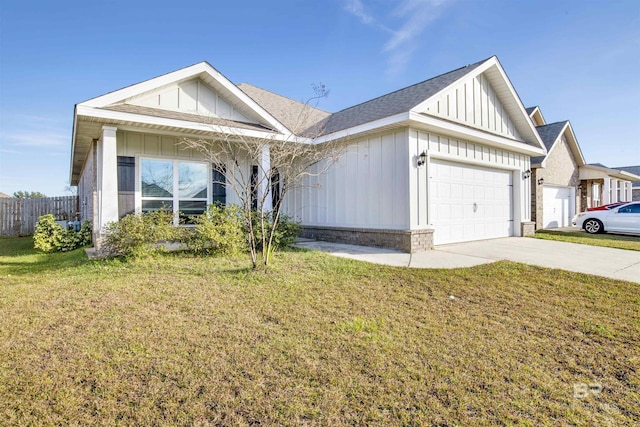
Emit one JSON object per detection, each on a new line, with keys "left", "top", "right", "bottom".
{"left": 430, "top": 159, "right": 514, "bottom": 245}
{"left": 542, "top": 186, "right": 573, "bottom": 229}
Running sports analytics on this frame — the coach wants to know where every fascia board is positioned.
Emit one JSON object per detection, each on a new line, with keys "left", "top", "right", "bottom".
{"left": 564, "top": 123, "right": 586, "bottom": 166}
{"left": 76, "top": 105, "right": 285, "bottom": 140}
{"left": 409, "top": 112, "right": 546, "bottom": 156}
{"left": 312, "top": 112, "right": 411, "bottom": 144}
{"left": 70, "top": 105, "right": 79, "bottom": 183}
{"left": 485, "top": 61, "right": 546, "bottom": 151}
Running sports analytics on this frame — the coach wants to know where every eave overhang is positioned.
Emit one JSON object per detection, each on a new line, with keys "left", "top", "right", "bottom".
{"left": 579, "top": 164, "right": 640, "bottom": 182}
{"left": 313, "top": 111, "right": 545, "bottom": 157}
{"left": 70, "top": 106, "right": 285, "bottom": 185}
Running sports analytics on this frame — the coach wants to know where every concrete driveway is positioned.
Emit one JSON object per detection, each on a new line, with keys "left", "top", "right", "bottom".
{"left": 293, "top": 237, "right": 640, "bottom": 283}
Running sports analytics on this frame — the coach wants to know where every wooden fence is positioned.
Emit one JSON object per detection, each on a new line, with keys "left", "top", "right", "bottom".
{"left": 0, "top": 196, "right": 79, "bottom": 236}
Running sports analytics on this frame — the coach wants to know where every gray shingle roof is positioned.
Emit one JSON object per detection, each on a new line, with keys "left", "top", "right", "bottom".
{"left": 614, "top": 165, "right": 640, "bottom": 186}
{"left": 103, "top": 104, "right": 275, "bottom": 132}
{"left": 237, "top": 83, "right": 331, "bottom": 135}
{"left": 531, "top": 121, "right": 568, "bottom": 164}
{"left": 313, "top": 57, "right": 490, "bottom": 136}
{"left": 525, "top": 106, "right": 537, "bottom": 115}
{"left": 588, "top": 162, "right": 608, "bottom": 168}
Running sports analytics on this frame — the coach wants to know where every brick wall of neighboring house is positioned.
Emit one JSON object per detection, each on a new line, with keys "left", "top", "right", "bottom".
{"left": 632, "top": 188, "right": 640, "bottom": 202}
{"left": 77, "top": 141, "right": 98, "bottom": 240}
{"left": 531, "top": 136, "right": 580, "bottom": 229}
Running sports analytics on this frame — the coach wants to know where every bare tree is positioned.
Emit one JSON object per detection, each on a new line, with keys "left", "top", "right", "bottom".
{"left": 180, "top": 87, "right": 344, "bottom": 268}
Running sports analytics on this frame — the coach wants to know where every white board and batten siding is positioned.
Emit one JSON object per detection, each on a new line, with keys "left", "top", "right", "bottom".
{"left": 409, "top": 129, "right": 531, "bottom": 241}
{"left": 281, "top": 130, "right": 410, "bottom": 230}
{"left": 127, "top": 79, "right": 254, "bottom": 124}
{"left": 421, "top": 73, "right": 522, "bottom": 140}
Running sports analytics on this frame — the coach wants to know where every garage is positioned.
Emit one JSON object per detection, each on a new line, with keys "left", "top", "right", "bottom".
{"left": 542, "top": 186, "right": 574, "bottom": 228}
{"left": 430, "top": 159, "right": 514, "bottom": 245}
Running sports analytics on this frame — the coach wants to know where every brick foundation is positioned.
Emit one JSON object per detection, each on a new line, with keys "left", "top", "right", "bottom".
{"left": 301, "top": 226, "right": 434, "bottom": 253}
{"left": 521, "top": 221, "right": 535, "bottom": 237}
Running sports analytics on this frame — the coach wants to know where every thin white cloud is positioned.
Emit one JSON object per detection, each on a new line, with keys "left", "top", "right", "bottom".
{"left": 2, "top": 132, "right": 68, "bottom": 148}
{"left": 343, "top": 0, "right": 394, "bottom": 33}
{"left": 345, "top": 0, "right": 375, "bottom": 25}
{"left": 343, "top": 0, "right": 453, "bottom": 75}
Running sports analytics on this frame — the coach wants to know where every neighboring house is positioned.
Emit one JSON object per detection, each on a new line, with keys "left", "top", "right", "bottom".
{"left": 613, "top": 165, "right": 640, "bottom": 201}
{"left": 70, "top": 56, "right": 546, "bottom": 252}
{"left": 579, "top": 163, "right": 639, "bottom": 209}
{"left": 526, "top": 107, "right": 586, "bottom": 229}
{"left": 0, "top": 192, "right": 10, "bottom": 198}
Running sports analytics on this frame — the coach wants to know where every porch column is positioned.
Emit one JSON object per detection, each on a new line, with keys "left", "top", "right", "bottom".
{"left": 257, "top": 144, "right": 272, "bottom": 211}
{"left": 603, "top": 178, "right": 611, "bottom": 204}
{"left": 98, "top": 126, "right": 119, "bottom": 231}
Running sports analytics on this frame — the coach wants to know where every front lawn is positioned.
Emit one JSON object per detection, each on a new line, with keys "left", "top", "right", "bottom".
{"left": 534, "top": 229, "right": 640, "bottom": 251}
{"left": 0, "top": 237, "right": 638, "bottom": 425}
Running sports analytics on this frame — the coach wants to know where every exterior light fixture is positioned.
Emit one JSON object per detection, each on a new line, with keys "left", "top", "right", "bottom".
{"left": 417, "top": 151, "right": 427, "bottom": 166}
{"left": 538, "top": 178, "right": 545, "bottom": 185}
{"left": 522, "top": 169, "right": 531, "bottom": 179}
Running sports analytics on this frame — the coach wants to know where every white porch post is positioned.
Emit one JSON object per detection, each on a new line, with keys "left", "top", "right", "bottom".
{"left": 603, "top": 178, "right": 611, "bottom": 204}
{"left": 258, "top": 144, "right": 272, "bottom": 211}
{"left": 98, "top": 126, "right": 119, "bottom": 231}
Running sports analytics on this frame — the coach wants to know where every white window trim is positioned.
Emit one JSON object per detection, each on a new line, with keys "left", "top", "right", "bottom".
{"left": 136, "top": 156, "right": 212, "bottom": 225}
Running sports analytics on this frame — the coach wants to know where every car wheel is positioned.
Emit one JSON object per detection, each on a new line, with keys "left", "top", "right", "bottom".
{"left": 584, "top": 219, "right": 604, "bottom": 234}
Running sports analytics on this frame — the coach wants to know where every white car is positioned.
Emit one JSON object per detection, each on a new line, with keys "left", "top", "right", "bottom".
{"left": 573, "top": 202, "right": 640, "bottom": 234}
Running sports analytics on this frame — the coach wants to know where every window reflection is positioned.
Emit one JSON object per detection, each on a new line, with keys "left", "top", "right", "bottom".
{"left": 141, "top": 160, "right": 173, "bottom": 197}
{"left": 179, "top": 162, "right": 208, "bottom": 199}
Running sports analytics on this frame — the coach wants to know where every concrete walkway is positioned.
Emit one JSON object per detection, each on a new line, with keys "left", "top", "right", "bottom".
{"left": 293, "top": 237, "right": 640, "bottom": 283}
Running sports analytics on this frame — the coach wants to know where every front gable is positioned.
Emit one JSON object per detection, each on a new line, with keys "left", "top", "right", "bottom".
{"left": 412, "top": 57, "right": 544, "bottom": 150}
{"left": 78, "top": 62, "right": 291, "bottom": 135}
{"left": 419, "top": 72, "right": 521, "bottom": 140}
{"left": 534, "top": 121, "right": 586, "bottom": 168}
{"left": 125, "top": 78, "right": 254, "bottom": 124}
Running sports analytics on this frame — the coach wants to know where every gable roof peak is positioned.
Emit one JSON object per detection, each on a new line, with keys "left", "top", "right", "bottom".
{"left": 334, "top": 56, "right": 494, "bottom": 116}
{"left": 316, "top": 56, "right": 494, "bottom": 136}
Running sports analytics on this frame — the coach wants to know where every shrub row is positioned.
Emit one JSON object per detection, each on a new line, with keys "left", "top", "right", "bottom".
{"left": 104, "top": 205, "right": 300, "bottom": 258}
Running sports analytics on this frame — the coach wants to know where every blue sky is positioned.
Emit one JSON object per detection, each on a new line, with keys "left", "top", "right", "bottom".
{"left": 1, "top": 0, "right": 639, "bottom": 196}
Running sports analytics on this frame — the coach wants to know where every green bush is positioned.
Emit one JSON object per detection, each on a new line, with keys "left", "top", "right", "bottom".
{"left": 187, "top": 204, "right": 246, "bottom": 256}
{"left": 33, "top": 214, "right": 93, "bottom": 253}
{"left": 252, "top": 212, "right": 301, "bottom": 252}
{"left": 105, "top": 209, "right": 181, "bottom": 258}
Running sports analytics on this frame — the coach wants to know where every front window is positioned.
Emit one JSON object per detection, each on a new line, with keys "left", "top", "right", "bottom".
{"left": 140, "top": 158, "right": 209, "bottom": 224}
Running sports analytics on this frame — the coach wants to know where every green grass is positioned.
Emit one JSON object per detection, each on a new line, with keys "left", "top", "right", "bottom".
{"left": 1, "top": 237, "right": 639, "bottom": 425}
{"left": 533, "top": 229, "right": 640, "bottom": 251}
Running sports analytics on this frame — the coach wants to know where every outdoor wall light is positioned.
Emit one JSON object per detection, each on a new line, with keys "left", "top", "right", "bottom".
{"left": 417, "top": 151, "right": 427, "bottom": 166}
{"left": 538, "top": 178, "right": 545, "bottom": 185}
{"left": 522, "top": 169, "right": 531, "bottom": 179}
